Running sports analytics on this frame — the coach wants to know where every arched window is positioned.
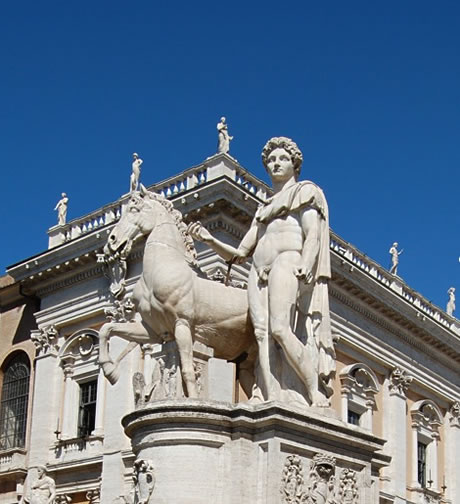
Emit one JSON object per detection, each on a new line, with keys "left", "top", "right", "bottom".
{"left": 0, "top": 353, "right": 30, "bottom": 450}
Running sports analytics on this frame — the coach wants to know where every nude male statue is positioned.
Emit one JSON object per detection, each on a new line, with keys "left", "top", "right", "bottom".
{"left": 54, "top": 193, "right": 68, "bottom": 226}
{"left": 130, "top": 153, "right": 143, "bottom": 193}
{"left": 188, "top": 137, "right": 335, "bottom": 406}
{"left": 389, "top": 242, "right": 403, "bottom": 275}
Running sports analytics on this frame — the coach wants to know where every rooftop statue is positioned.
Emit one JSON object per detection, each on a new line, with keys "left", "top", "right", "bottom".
{"left": 217, "top": 116, "right": 233, "bottom": 154}
{"left": 447, "top": 287, "right": 456, "bottom": 316}
{"left": 54, "top": 193, "right": 68, "bottom": 226}
{"left": 189, "top": 137, "right": 335, "bottom": 406}
{"left": 98, "top": 185, "right": 257, "bottom": 399}
{"left": 389, "top": 242, "right": 403, "bottom": 275}
{"left": 130, "top": 153, "right": 143, "bottom": 193}
{"left": 23, "top": 466, "right": 56, "bottom": 504}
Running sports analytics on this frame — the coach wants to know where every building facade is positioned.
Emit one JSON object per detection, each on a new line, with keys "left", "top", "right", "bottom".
{"left": 0, "top": 152, "right": 459, "bottom": 503}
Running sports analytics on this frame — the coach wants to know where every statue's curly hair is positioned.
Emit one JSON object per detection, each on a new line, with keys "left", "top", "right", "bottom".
{"left": 261, "top": 137, "right": 303, "bottom": 179}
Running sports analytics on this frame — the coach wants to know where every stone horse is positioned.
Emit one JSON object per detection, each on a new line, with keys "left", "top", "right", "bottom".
{"left": 99, "top": 185, "right": 257, "bottom": 398}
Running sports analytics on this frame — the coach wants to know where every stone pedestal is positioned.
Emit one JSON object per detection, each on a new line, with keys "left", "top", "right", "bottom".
{"left": 122, "top": 401, "right": 389, "bottom": 504}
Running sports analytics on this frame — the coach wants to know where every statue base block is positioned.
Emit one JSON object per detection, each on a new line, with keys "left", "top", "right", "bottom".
{"left": 122, "top": 400, "right": 389, "bottom": 504}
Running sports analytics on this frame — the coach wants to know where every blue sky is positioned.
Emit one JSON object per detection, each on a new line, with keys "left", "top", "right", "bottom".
{"left": 1, "top": 1, "right": 458, "bottom": 311}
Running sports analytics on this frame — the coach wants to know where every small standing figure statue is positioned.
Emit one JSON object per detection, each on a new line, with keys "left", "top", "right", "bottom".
{"left": 54, "top": 193, "right": 69, "bottom": 226}
{"left": 217, "top": 116, "right": 233, "bottom": 154}
{"left": 389, "top": 242, "right": 403, "bottom": 275}
{"left": 130, "top": 153, "right": 143, "bottom": 193}
{"left": 25, "top": 465, "right": 56, "bottom": 504}
{"left": 447, "top": 287, "right": 456, "bottom": 316}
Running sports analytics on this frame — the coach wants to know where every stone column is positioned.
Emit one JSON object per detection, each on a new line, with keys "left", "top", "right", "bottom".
{"left": 446, "top": 402, "right": 460, "bottom": 502}
{"left": 28, "top": 329, "right": 61, "bottom": 468}
{"left": 429, "top": 433, "right": 439, "bottom": 491}
{"left": 60, "top": 356, "right": 77, "bottom": 439}
{"left": 383, "top": 367, "right": 412, "bottom": 503}
{"left": 410, "top": 424, "right": 419, "bottom": 488}
{"left": 93, "top": 368, "right": 106, "bottom": 436}
{"left": 142, "top": 344, "right": 155, "bottom": 387}
{"left": 100, "top": 338, "right": 138, "bottom": 503}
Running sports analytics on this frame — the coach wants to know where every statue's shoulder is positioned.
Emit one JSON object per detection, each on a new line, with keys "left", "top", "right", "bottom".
{"left": 292, "top": 181, "right": 327, "bottom": 217}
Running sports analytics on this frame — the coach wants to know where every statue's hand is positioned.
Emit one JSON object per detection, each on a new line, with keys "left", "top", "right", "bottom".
{"left": 187, "top": 222, "right": 212, "bottom": 243}
{"left": 294, "top": 266, "right": 313, "bottom": 284}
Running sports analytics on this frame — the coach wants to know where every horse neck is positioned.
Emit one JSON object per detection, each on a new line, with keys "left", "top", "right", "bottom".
{"left": 144, "top": 210, "right": 186, "bottom": 256}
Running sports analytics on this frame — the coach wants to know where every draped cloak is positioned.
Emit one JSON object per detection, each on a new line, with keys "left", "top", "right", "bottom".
{"left": 254, "top": 181, "right": 336, "bottom": 395}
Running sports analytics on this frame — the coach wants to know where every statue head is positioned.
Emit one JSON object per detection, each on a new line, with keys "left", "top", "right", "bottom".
{"left": 36, "top": 465, "right": 47, "bottom": 477}
{"left": 393, "top": 242, "right": 398, "bottom": 248}
{"left": 133, "top": 152, "right": 139, "bottom": 159}
{"left": 220, "top": 116, "right": 226, "bottom": 123}
{"left": 61, "top": 192, "right": 67, "bottom": 198}
{"left": 262, "top": 137, "right": 303, "bottom": 180}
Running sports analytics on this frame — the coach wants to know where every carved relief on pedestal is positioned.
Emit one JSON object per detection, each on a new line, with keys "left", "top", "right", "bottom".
{"left": 338, "top": 468, "right": 358, "bottom": 504}
{"left": 31, "top": 325, "right": 59, "bottom": 355}
{"left": 133, "top": 350, "right": 182, "bottom": 408}
{"left": 280, "top": 455, "right": 305, "bottom": 503}
{"left": 281, "top": 453, "right": 339, "bottom": 504}
{"left": 389, "top": 367, "right": 413, "bottom": 397}
{"left": 304, "top": 454, "right": 337, "bottom": 504}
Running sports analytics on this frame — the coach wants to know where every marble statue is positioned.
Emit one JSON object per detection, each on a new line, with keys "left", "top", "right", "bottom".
{"left": 132, "top": 459, "right": 155, "bottom": 504}
{"left": 217, "top": 116, "right": 233, "bottom": 154}
{"left": 98, "top": 186, "right": 257, "bottom": 399}
{"left": 389, "top": 242, "right": 403, "bottom": 275}
{"left": 130, "top": 153, "right": 143, "bottom": 193}
{"left": 26, "top": 466, "right": 56, "bottom": 504}
{"left": 54, "top": 193, "right": 68, "bottom": 226}
{"left": 447, "top": 287, "right": 456, "bottom": 316}
{"left": 188, "top": 137, "right": 335, "bottom": 406}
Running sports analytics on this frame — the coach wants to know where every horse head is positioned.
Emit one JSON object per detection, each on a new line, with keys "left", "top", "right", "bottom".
{"left": 105, "top": 184, "right": 160, "bottom": 259}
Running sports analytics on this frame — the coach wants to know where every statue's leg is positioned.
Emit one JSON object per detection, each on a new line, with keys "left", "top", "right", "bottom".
{"left": 99, "top": 321, "right": 154, "bottom": 385}
{"left": 268, "top": 254, "right": 327, "bottom": 406}
{"left": 174, "top": 319, "right": 198, "bottom": 398}
{"left": 247, "top": 268, "right": 273, "bottom": 400}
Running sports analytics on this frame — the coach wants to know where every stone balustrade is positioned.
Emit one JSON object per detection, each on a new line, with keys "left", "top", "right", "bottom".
{"left": 48, "top": 199, "right": 125, "bottom": 248}
{"left": 47, "top": 154, "right": 269, "bottom": 249}
{"left": 0, "top": 448, "right": 26, "bottom": 473}
{"left": 330, "top": 233, "right": 460, "bottom": 334}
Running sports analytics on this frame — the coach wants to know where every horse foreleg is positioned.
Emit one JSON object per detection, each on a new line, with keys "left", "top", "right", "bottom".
{"left": 99, "top": 321, "right": 153, "bottom": 385}
{"left": 174, "top": 319, "right": 198, "bottom": 398}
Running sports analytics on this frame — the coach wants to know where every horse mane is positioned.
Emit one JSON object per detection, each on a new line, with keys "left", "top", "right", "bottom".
{"left": 147, "top": 191, "right": 198, "bottom": 267}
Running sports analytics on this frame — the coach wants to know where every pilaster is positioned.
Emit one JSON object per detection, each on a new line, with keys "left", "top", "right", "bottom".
{"left": 382, "top": 367, "right": 412, "bottom": 503}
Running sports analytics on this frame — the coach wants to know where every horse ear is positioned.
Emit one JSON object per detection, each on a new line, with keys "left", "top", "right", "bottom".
{"left": 140, "top": 184, "right": 149, "bottom": 196}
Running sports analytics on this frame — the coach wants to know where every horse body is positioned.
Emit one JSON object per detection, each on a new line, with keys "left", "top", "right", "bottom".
{"left": 99, "top": 187, "right": 256, "bottom": 398}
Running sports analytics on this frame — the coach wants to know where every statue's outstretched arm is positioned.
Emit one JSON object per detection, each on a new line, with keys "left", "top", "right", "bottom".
{"left": 187, "top": 221, "right": 256, "bottom": 263}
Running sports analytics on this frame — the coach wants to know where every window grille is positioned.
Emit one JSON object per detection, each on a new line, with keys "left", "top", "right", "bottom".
{"left": 78, "top": 380, "right": 97, "bottom": 437}
{"left": 0, "top": 355, "right": 30, "bottom": 449}
{"left": 347, "top": 409, "right": 361, "bottom": 426}
{"left": 417, "top": 441, "right": 427, "bottom": 487}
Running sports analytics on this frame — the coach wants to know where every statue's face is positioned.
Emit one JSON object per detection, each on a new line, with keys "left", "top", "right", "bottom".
{"left": 266, "top": 147, "right": 295, "bottom": 182}
{"left": 37, "top": 467, "right": 44, "bottom": 477}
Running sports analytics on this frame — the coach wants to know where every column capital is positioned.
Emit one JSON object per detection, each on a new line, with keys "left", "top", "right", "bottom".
{"left": 389, "top": 367, "right": 413, "bottom": 398}
{"left": 31, "top": 325, "right": 60, "bottom": 356}
{"left": 449, "top": 401, "right": 460, "bottom": 428}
